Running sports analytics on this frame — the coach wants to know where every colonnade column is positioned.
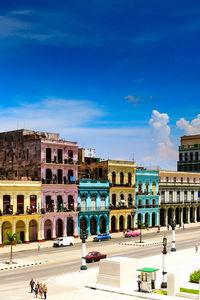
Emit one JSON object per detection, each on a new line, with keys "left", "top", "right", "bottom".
{"left": 74, "top": 216, "right": 79, "bottom": 238}
{"left": 188, "top": 207, "right": 190, "bottom": 223}
{"left": 63, "top": 218, "right": 67, "bottom": 237}
{"left": 38, "top": 219, "right": 43, "bottom": 241}
{"left": 87, "top": 217, "right": 91, "bottom": 236}
{"left": 115, "top": 215, "right": 120, "bottom": 232}
{"left": 194, "top": 207, "right": 197, "bottom": 222}
{"left": 25, "top": 219, "right": 30, "bottom": 244}
{"left": 124, "top": 214, "right": 127, "bottom": 230}
{"left": 52, "top": 219, "right": 56, "bottom": 240}
{"left": 164, "top": 209, "right": 168, "bottom": 226}
{"left": 182, "top": 208, "right": 184, "bottom": 225}
{"left": 0, "top": 223, "right": 2, "bottom": 246}
{"left": 97, "top": 217, "right": 100, "bottom": 234}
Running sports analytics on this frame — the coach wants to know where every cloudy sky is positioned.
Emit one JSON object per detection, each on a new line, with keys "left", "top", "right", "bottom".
{"left": 0, "top": 0, "right": 200, "bottom": 170}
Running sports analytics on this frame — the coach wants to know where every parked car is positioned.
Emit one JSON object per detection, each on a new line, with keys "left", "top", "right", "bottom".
{"left": 124, "top": 230, "right": 140, "bottom": 238}
{"left": 93, "top": 233, "right": 111, "bottom": 242}
{"left": 53, "top": 236, "right": 74, "bottom": 247}
{"left": 86, "top": 251, "right": 107, "bottom": 263}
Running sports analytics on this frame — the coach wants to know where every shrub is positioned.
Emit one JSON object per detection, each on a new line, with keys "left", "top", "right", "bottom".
{"left": 189, "top": 270, "right": 200, "bottom": 283}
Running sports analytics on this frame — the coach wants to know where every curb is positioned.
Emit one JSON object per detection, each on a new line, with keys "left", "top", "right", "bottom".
{"left": 0, "top": 261, "right": 42, "bottom": 271}
{"left": 119, "top": 241, "right": 161, "bottom": 246}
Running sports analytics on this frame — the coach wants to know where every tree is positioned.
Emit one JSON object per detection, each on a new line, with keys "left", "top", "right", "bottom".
{"left": 3, "top": 232, "right": 22, "bottom": 264}
{"left": 137, "top": 220, "right": 149, "bottom": 243}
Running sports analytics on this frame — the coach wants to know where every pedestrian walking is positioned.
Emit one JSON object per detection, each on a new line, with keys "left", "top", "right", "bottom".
{"left": 43, "top": 284, "right": 47, "bottom": 299}
{"left": 38, "top": 242, "right": 41, "bottom": 252}
{"left": 35, "top": 284, "right": 39, "bottom": 298}
{"left": 39, "top": 284, "right": 43, "bottom": 299}
{"left": 194, "top": 242, "right": 198, "bottom": 253}
{"left": 30, "top": 278, "right": 35, "bottom": 293}
{"left": 167, "top": 224, "right": 169, "bottom": 230}
{"left": 137, "top": 275, "right": 142, "bottom": 292}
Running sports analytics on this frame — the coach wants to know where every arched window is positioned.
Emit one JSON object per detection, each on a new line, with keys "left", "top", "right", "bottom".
{"left": 120, "top": 172, "right": 124, "bottom": 185}
{"left": 152, "top": 181, "right": 156, "bottom": 195}
{"left": 112, "top": 172, "right": 116, "bottom": 184}
{"left": 128, "top": 173, "right": 132, "bottom": 186}
{"left": 138, "top": 181, "right": 142, "bottom": 193}
{"left": 112, "top": 194, "right": 116, "bottom": 206}
{"left": 145, "top": 182, "right": 149, "bottom": 194}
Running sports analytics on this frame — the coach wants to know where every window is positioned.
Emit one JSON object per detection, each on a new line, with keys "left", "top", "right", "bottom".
{"left": 46, "top": 148, "right": 51, "bottom": 163}
{"left": 169, "top": 191, "right": 173, "bottom": 202}
{"left": 181, "top": 177, "right": 183, "bottom": 183}
{"left": 128, "top": 194, "right": 132, "bottom": 207}
{"left": 138, "top": 181, "right": 142, "bottom": 193}
{"left": 185, "top": 153, "right": 188, "bottom": 161}
{"left": 57, "top": 149, "right": 63, "bottom": 164}
{"left": 179, "top": 153, "right": 183, "bottom": 161}
{"left": 26, "top": 170, "right": 29, "bottom": 177}
{"left": 68, "top": 150, "right": 73, "bottom": 158}
{"left": 30, "top": 195, "right": 37, "bottom": 213}
{"left": 173, "top": 177, "right": 176, "bottom": 182}
{"left": 190, "top": 153, "right": 193, "bottom": 161}
{"left": 177, "top": 191, "right": 180, "bottom": 202}
{"left": 34, "top": 171, "right": 38, "bottom": 178}
{"left": 194, "top": 178, "right": 196, "bottom": 183}
{"left": 120, "top": 172, "right": 124, "bottom": 185}
{"left": 166, "top": 177, "right": 169, "bottom": 182}
{"left": 138, "top": 199, "right": 142, "bottom": 207}
{"left": 128, "top": 172, "right": 132, "bottom": 186}
{"left": 187, "top": 178, "right": 190, "bottom": 183}
{"left": 184, "top": 191, "right": 187, "bottom": 202}
{"left": 15, "top": 171, "right": 17, "bottom": 177}
{"left": 57, "top": 169, "right": 63, "bottom": 184}
{"left": 195, "top": 152, "right": 199, "bottom": 161}
{"left": 112, "top": 172, "right": 116, "bottom": 184}
{"left": 98, "top": 168, "right": 103, "bottom": 178}
{"left": 161, "top": 191, "right": 165, "bottom": 203}
{"left": 17, "top": 195, "right": 24, "bottom": 214}
{"left": 191, "top": 191, "right": 194, "bottom": 202}
{"left": 27, "top": 149, "right": 29, "bottom": 160}
{"left": 112, "top": 194, "right": 116, "bottom": 206}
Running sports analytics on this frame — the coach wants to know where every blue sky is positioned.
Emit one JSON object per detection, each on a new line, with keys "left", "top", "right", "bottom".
{"left": 0, "top": 0, "right": 200, "bottom": 169}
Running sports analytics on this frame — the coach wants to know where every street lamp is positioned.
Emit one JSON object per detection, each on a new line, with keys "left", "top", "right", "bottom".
{"left": 161, "top": 236, "right": 167, "bottom": 289}
{"left": 170, "top": 219, "right": 176, "bottom": 252}
{"left": 80, "top": 228, "right": 88, "bottom": 270}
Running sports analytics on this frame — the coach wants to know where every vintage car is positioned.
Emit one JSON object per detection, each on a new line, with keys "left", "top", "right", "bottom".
{"left": 124, "top": 230, "right": 140, "bottom": 238}
{"left": 86, "top": 251, "right": 107, "bottom": 263}
{"left": 93, "top": 233, "right": 111, "bottom": 242}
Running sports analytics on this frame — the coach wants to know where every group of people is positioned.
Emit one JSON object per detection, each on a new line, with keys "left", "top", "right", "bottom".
{"left": 30, "top": 279, "right": 48, "bottom": 299}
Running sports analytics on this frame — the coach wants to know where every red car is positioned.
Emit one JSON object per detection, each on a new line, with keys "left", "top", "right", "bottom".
{"left": 86, "top": 251, "right": 107, "bottom": 263}
{"left": 124, "top": 230, "right": 140, "bottom": 238}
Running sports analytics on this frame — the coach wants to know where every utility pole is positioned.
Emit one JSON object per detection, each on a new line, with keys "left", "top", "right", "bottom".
{"left": 80, "top": 228, "right": 88, "bottom": 270}
{"left": 161, "top": 236, "right": 167, "bottom": 289}
{"left": 170, "top": 219, "right": 176, "bottom": 252}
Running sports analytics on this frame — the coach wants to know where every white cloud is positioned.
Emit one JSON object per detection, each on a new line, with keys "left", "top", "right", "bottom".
{"left": 125, "top": 95, "right": 144, "bottom": 105}
{"left": 149, "top": 110, "right": 178, "bottom": 163}
{"left": 176, "top": 114, "right": 200, "bottom": 134}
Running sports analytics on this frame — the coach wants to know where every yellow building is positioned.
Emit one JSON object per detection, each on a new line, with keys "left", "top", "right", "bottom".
{"left": 0, "top": 180, "right": 41, "bottom": 246}
{"left": 108, "top": 160, "right": 136, "bottom": 232}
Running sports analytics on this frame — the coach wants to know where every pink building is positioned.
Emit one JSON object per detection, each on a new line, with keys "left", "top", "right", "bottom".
{"left": 0, "top": 129, "right": 79, "bottom": 240}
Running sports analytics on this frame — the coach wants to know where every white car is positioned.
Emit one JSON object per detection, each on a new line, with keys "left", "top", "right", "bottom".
{"left": 53, "top": 236, "right": 74, "bottom": 247}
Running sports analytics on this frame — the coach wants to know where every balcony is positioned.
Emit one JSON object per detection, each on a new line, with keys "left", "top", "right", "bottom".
{"left": 110, "top": 183, "right": 135, "bottom": 187}
{"left": 42, "top": 179, "right": 79, "bottom": 185}
{"left": 136, "top": 192, "right": 159, "bottom": 196}
{"left": 109, "top": 204, "right": 136, "bottom": 210}
{"left": 42, "top": 158, "right": 79, "bottom": 165}
{"left": 77, "top": 206, "right": 110, "bottom": 212}
{"left": 41, "top": 207, "right": 78, "bottom": 214}
{"left": 137, "top": 205, "right": 159, "bottom": 209}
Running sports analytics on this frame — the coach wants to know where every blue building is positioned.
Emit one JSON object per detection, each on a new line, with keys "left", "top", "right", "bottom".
{"left": 78, "top": 179, "right": 110, "bottom": 236}
{"left": 135, "top": 169, "right": 159, "bottom": 228}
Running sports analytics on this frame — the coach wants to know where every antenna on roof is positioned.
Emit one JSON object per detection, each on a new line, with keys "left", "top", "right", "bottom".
{"left": 132, "top": 153, "right": 135, "bottom": 162}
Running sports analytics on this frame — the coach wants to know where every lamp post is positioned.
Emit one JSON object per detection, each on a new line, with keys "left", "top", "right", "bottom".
{"left": 161, "top": 236, "right": 167, "bottom": 289}
{"left": 80, "top": 228, "right": 88, "bottom": 270}
{"left": 170, "top": 219, "right": 176, "bottom": 252}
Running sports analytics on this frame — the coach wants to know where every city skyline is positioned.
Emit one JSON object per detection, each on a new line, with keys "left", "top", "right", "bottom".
{"left": 0, "top": 1, "right": 200, "bottom": 169}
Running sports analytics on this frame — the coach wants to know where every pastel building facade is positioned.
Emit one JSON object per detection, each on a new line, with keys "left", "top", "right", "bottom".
{"left": 159, "top": 170, "right": 200, "bottom": 226}
{"left": 78, "top": 179, "right": 110, "bottom": 236}
{"left": 0, "top": 180, "right": 41, "bottom": 246}
{"left": 135, "top": 169, "right": 159, "bottom": 228}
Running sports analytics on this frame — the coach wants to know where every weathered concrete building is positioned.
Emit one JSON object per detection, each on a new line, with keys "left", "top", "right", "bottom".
{"left": 0, "top": 129, "right": 79, "bottom": 239}
{"left": 177, "top": 135, "right": 200, "bottom": 173}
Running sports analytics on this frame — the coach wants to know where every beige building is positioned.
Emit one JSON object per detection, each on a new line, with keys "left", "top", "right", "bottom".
{"left": 159, "top": 171, "right": 200, "bottom": 226}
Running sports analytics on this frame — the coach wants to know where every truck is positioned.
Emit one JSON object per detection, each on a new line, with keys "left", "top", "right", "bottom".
{"left": 53, "top": 236, "right": 74, "bottom": 247}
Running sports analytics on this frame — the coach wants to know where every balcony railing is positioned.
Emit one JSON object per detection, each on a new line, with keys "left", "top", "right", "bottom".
{"left": 42, "top": 179, "right": 79, "bottom": 185}
{"left": 136, "top": 192, "right": 160, "bottom": 196}
{"left": 160, "top": 200, "right": 200, "bottom": 205}
{"left": 137, "top": 205, "right": 159, "bottom": 209}
{"left": 110, "top": 183, "right": 135, "bottom": 187}
{"left": 42, "top": 158, "right": 79, "bottom": 165}
{"left": 77, "top": 206, "right": 110, "bottom": 212}
{"left": 109, "top": 204, "right": 136, "bottom": 210}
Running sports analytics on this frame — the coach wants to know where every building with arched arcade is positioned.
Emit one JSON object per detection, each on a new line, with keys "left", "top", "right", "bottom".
{"left": 0, "top": 180, "right": 41, "bottom": 246}
{"left": 159, "top": 171, "right": 200, "bottom": 226}
{"left": 78, "top": 179, "right": 110, "bottom": 236}
{"left": 135, "top": 169, "right": 159, "bottom": 228}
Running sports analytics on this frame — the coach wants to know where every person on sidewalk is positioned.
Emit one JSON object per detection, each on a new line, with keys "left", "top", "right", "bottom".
{"left": 194, "top": 242, "right": 198, "bottom": 253}
{"left": 137, "top": 275, "right": 142, "bottom": 292}
{"left": 39, "top": 284, "right": 43, "bottom": 299}
{"left": 38, "top": 243, "right": 41, "bottom": 252}
{"left": 43, "top": 284, "right": 47, "bottom": 299}
{"left": 35, "top": 284, "right": 39, "bottom": 298}
{"left": 30, "top": 278, "right": 35, "bottom": 293}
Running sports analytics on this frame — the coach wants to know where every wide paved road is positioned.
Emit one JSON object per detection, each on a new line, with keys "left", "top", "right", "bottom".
{"left": 0, "top": 225, "right": 200, "bottom": 286}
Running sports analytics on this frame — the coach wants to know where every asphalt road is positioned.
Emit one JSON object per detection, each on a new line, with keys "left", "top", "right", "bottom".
{"left": 0, "top": 225, "right": 200, "bottom": 286}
